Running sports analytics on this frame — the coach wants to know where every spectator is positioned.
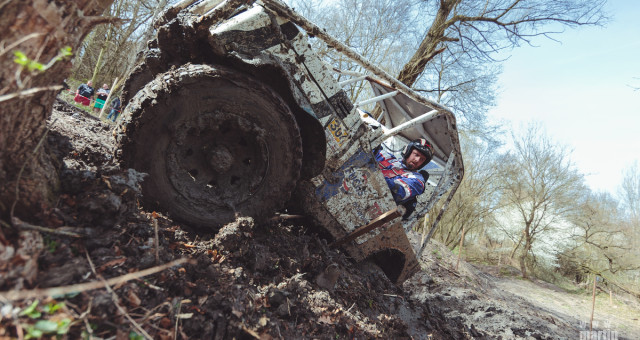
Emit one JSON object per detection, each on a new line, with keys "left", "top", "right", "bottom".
{"left": 74, "top": 80, "right": 94, "bottom": 106}
{"left": 106, "top": 97, "right": 121, "bottom": 122}
{"left": 93, "top": 83, "right": 110, "bottom": 113}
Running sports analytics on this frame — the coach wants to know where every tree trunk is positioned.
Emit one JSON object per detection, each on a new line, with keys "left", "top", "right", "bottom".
{"left": 396, "top": 0, "right": 460, "bottom": 87}
{"left": 519, "top": 250, "right": 528, "bottom": 279}
{"left": 0, "top": 0, "right": 114, "bottom": 222}
{"left": 519, "top": 227, "right": 532, "bottom": 279}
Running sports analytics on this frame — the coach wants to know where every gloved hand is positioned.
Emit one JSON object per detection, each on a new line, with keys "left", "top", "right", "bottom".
{"left": 419, "top": 170, "right": 429, "bottom": 181}
{"left": 401, "top": 197, "right": 418, "bottom": 220}
{"left": 372, "top": 145, "right": 382, "bottom": 156}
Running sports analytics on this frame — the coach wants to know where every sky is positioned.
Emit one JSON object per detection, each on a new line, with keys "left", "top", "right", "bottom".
{"left": 488, "top": 0, "right": 640, "bottom": 194}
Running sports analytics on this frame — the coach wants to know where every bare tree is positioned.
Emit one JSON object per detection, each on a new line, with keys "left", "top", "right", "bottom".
{"left": 71, "top": 0, "right": 170, "bottom": 91}
{"left": 290, "top": 0, "right": 423, "bottom": 103}
{"left": 620, "top": 161, "right": 640, "bottom": 221}
{"left": 558, "top": 191, "right": 640, "bottom": 295}
{"left": 290, "top": 0, "right": 504, "bottom": 134}
{"left": 498, "top": 122, "right": 585, "bottom": 278}
{"left": 419, "top": 45, "right": 502, "bottom": 135}
{"left": 0, "top": 1, "right": 114, "bottom": 222}
{"left": 398, "top": 0, "right": 607, "bottom": 87}
{"left": 435, "top": 133, "right": 505, "bottom": 248}
{"left": 619, "top": 161, "right": 640, "bottom": 279}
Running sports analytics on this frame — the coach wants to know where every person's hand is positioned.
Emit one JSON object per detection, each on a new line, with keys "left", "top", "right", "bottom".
{"left": 419, "top": 170, "right": 429, "bottom": 181}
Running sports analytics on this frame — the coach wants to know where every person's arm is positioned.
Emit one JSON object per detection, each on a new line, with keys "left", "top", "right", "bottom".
{"left": 386, "top": 172, "right": 426, "bottom": 203}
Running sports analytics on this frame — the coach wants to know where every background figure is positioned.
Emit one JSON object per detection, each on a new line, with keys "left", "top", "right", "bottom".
{"left": 93, "top": 83, "right": 110, "bottom": 113}
{"left": 73, "top": 80, "right": 94, "bottom": 106}
{"left": 106, "top": 97, "right": 121, "bottom": 122}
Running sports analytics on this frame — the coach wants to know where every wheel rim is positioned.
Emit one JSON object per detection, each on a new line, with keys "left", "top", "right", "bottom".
{"left": 119, "top": 64, "right": 303, "bottom": 227}
{"left": 166, "top": 109, "right": 270, "bottom": 209}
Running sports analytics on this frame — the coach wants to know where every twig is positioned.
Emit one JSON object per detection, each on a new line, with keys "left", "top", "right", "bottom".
{"left": 136, "top": 278, "right": 164, "bottom": 291}
{"left": 589, "top": 275, "right": 597, "bottom": 337}
{"left": 79, "top": 301, "right": 94, "bottom": 338}
{"left": 0, "top": 258, "right": 191, "bottom": 301}
{"left": 174, "top": 300, "right": 181, "bottom": 340}
{"left": 346, "top": 302, "right": 356, "bottom": 313}
{"left": 0, "top": 33, "right": 44, "bottom": 57}
{"left": 153, "top": 217, "right": 160, "bottom": 264}
{"left": 0, "top": 85, "right": 63, "bottom": 103}
{"left": 383, "top": 294, "right": 404, "bottom": 300}
{"left": 140, "top": 301, "right": 172, "bottom": 324}
{"left": 11, "top": 216, "right": 84, "bottom": 238}
{"left": 86, "top": 252, "right": 153, "bottom": 340}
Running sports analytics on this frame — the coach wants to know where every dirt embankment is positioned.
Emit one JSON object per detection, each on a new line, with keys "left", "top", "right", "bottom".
{"left": 1, "top": 99, "right": 638, "bottom": 339}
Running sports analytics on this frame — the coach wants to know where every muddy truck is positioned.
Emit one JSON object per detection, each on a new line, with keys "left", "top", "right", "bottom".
{"left": 115, "top": 0, "right": 464, "bottom": 283}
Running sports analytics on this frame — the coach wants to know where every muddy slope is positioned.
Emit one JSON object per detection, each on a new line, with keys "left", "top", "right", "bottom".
{"left": 2, "top": 98, "right": 632, "bottom": 339}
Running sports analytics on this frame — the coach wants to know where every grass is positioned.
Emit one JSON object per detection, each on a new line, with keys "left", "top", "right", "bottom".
{"left": 58, "top": 90, "right": 94, "bottom": 115}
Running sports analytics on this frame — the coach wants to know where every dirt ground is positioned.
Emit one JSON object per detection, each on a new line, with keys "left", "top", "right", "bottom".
{"left": 1, "top": 99, "right": 639, "bottom": 339}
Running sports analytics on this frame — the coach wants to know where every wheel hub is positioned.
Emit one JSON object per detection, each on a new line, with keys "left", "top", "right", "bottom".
{"left": 209, "top": 145, "right": 234, "bottom": 174}
{"left": 166, "top": 110, "right": 269, "bottom": 208}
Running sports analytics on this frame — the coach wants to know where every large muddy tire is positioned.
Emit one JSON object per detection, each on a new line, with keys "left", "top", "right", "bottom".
{"left": 116, "top": 64, "right": 302, "bottom": 227}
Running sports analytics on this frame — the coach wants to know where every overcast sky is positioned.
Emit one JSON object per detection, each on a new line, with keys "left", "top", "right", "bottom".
{"left": 489, "top": 0, "right": 640, "bottom": 194}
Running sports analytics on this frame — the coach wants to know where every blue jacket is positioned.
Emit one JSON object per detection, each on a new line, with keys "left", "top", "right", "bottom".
{"left": 375, "top": 148, "right": 426, "bottom": 204}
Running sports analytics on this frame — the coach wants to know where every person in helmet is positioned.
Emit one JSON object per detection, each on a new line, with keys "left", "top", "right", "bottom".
{"left": 374, "top": 138, "right": 434, "bottom": 219}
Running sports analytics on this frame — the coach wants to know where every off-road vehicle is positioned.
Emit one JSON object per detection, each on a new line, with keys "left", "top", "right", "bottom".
{"left": 116, "top": 0, "right": 464, "bottom": 283}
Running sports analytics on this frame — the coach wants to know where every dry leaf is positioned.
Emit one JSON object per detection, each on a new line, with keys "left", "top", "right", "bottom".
{"left": 128, "top": 291, "right": 141, "bottom": 307}
{"left": 160, "top": 318, "right": 171, "bottom": 329}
